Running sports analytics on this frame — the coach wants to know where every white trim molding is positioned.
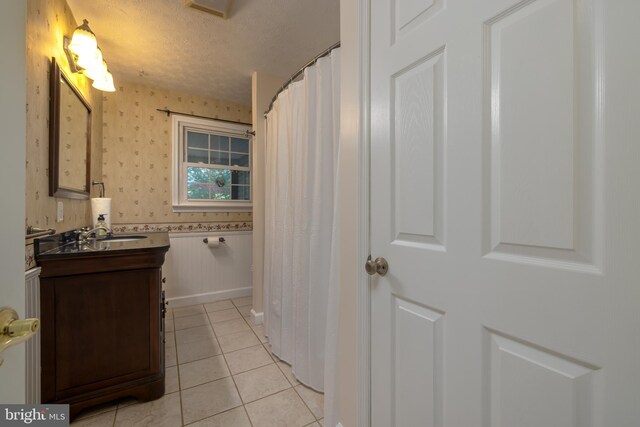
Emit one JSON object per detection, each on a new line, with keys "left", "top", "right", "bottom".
{"left": 357, "top": 0, "right": 371, "bottom": 425}
{"left": 166, "top": 287, "right": 252, "bottom": 308}
{"left": 171, "top": 113, "right": 253, "bottom": 212}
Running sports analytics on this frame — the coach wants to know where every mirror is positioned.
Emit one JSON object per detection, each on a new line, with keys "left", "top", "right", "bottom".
{"left": 49, "top": 57, "right": 92, "bottom": 199}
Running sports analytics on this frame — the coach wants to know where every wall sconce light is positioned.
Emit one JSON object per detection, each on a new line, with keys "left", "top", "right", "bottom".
{"left": 63, "top": 19, "right": 116, "bottom": 92}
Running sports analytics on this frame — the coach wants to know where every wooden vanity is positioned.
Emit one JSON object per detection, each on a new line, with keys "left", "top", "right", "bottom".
{"left": 35, "top": 232, "right": 170, "bottom": 419}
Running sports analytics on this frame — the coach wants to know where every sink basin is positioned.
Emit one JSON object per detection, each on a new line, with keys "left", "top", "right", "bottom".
{"left": 102, "top": 235, "right": 148, "bottom": 243}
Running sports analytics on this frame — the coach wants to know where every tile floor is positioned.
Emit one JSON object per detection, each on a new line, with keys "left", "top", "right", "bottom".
{"left": 71, "top": 296, "right": 324, "bottom": 427}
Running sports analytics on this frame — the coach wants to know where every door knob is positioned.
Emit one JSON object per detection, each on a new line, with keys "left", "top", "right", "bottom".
{"left": 0, "top": 308, "right": 39, "bottom": 367}
{"left": 365, "top": 255, "right": 389, "bottom": 276}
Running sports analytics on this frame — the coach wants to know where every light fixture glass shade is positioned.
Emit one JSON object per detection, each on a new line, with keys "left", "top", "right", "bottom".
{"left": 77, "top": 47, "right": 103, "bottom": 74}
{"left": 92, "top": 71, "right": 116, "bottom": 92}
{"left": 84, "top": 59, "right": 108, "bottom": 81}
{"left": 68, "top": 19, "right": 97, "bottom": 56}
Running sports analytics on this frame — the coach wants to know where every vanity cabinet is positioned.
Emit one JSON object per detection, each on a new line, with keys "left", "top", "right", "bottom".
{"left": 36, "top": 234, "right": 170, "bottom": 419}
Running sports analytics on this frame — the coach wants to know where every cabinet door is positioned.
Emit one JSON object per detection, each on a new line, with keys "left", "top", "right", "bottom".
{"left": 50, "top": 268, "right": 161, "bottom": 397}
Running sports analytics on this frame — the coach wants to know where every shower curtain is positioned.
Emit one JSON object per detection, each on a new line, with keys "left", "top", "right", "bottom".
{"left": 264, "top": 48, "right": 340, "bottom": 392}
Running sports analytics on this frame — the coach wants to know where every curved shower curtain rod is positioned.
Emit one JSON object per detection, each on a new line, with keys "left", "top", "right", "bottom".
{"left": 264, "top": 41, "right": 341, "bottom": 117}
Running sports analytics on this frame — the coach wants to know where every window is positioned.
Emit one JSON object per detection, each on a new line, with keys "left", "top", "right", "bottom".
{"left": 172, "top": 114, "right": 251, "bottom": 211}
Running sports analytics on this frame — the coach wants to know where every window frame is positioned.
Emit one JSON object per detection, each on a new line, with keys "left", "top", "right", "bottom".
{"left": 172, "top": 114, "right": 252, "bottom": 212}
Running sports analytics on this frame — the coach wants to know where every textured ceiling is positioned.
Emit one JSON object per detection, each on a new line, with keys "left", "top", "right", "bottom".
{"left": 65, "top": 0, "right": 340, "bottom": 105}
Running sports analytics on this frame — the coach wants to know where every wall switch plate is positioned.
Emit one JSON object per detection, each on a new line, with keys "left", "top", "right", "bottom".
{"left": 56, "top": 201, "right": 64, "bottom": 222}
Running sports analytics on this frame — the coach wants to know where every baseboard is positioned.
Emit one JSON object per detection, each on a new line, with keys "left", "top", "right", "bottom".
{"left": 250, "top": 309, "right": 264, "bottom": 325}
{"left": 166, "top": 287, "right": 252, "bottom": 308}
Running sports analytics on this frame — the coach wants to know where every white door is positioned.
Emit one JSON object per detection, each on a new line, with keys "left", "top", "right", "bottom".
{"left": 0, "top": 1, "right": 28, "bottom": 404}
{"left": 370, "top": 0, "right": 640, "bottom": 425}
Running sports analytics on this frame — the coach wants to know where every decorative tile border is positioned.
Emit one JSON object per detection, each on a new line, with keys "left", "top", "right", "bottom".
{"left": 24, "top": 222, "right": 252, "bottom": 270}
{"left": 111, "top": 222, "right": 253, "bottom": 234}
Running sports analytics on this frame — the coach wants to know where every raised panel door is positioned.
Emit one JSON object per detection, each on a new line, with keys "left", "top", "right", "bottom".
{"left": 370, "top": 0, "right": 640, "bottom": 425}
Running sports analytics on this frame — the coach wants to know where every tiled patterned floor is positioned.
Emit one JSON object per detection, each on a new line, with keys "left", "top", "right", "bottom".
{"left": 71, "top": 297, "right": 324, "bottom": 427}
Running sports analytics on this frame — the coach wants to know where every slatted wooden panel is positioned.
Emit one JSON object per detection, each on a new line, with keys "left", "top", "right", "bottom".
{"left": 162, "top": 232, "right": 253, "bottom": 307}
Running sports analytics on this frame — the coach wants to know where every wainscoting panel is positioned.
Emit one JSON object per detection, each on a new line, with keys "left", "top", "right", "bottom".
{"left": 163, "top": 232, "right": 252, "bottom": 307}
{"left": 25, "top": 267, "right": 41, "bottom": 404}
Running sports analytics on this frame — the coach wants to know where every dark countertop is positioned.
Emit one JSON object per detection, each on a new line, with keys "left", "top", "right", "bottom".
{"left": 35, "top": 232, "right": 170, "bottom": 260}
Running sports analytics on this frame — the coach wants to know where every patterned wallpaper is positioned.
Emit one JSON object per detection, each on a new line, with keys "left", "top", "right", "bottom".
{"left": 24, "top": 0, "right": 253, "bottom": 270}
{"left": 102, "top": 81, "right": 253, "bottom": 226}
{"left": 25, "top": 0, "right": 103, "bottom": 269}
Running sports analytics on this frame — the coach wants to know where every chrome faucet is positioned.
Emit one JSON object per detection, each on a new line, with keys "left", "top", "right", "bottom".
{"left": 75, "top": 225, "right": 113, "bottom": 243}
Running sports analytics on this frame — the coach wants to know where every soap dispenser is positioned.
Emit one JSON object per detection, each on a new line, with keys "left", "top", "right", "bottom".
{"left": 95, "top": 214, "right": 108, "bottom": 239}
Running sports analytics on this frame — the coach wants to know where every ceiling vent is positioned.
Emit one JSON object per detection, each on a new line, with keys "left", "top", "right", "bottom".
{"left": 184, "top": 0, "right": 233, "bottom": 19}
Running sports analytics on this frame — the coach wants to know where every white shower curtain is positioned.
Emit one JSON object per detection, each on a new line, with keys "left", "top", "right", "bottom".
{"left": 264, "top": 48, "right": 341, "bottom": 392}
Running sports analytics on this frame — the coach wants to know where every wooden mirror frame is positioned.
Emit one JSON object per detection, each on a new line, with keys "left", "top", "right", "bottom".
{"left": 49, "top": 57, "right": 92, "bottom": 199}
